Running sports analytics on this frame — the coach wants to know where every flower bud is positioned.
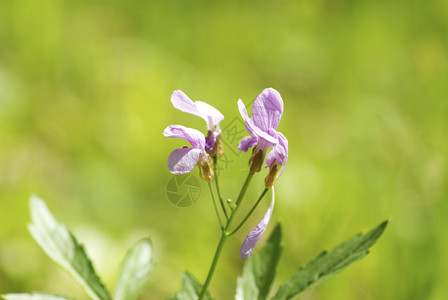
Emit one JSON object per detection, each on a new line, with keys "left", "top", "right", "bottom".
{"left": 249, "top": 147, "right": 266, "bottom": 173}
{"left": 198, "top": 154, "right": 214, "bottom": 182}
{"left": 208, "top": 134, "right": 224, "bottom": 158}
{"left": 264, "top": 160, "right": 280, "bottom": 189}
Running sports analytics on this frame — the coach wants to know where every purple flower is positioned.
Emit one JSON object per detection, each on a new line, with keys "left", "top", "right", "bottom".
{"left": 171, "top": 90, "right": 224, "bottom": 152}
{"left": 237, "top": 88, "right": 282, "bottom": 153}
{"left": 240, "top": 189, "right": 275, "bottom": 260}
{"left": 163, "top": 125, "right": 213, "bottom": 181}
{"left": 237, "top": 88, "right": 288, "bottom": 183}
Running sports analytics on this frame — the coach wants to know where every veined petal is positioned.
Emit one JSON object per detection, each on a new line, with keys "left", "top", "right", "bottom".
{"left": 238, "top": 99, "right": 278, "bottom": 144}
{"left": 275, "top": 131, "right": 288, "bottom": 176}
{"left": 196, "top": 101, "right": 224, "bottom": 131}
{"left": 237, "top": 136, "right": 258, "bottom": 152}
{"left": 252, "top": 88, "right": 284, "bottom": 131}
{"left": 171, "top": 90, "right": 203, "bottom": 118}
{"left": 240, "top": 189, "right": 275, "bottom": 260}
{"left": 172, "top": 90, "right": 224, "bottom": 132}
{"left": 266, "top": 131, "right": 288, "bottom": 170}
{"left": 238, "top": 99, "right": 250, "bottom": 122}
{"left": 238, "top": 99, "right": 256, "bottom": 137}
{"left": 167, "top": 147, "right": 204, "bottom": 174}
{"left": 163, "top": 125, "right": 205, "bottom": 149}
{"left": 256, "top": 134, "right": 278, "bottom": 152}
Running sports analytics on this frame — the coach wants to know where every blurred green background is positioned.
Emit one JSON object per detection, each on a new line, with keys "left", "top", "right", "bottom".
{"left": 1, "top": 0, "right": 447, "bottom": 299}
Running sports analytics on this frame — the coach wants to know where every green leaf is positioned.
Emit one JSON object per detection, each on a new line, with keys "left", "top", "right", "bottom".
{"left": 236, "top": 223, "right": 283, "bottom": 300}
{"left": 2, "top": 294, "right": 73, "bottom": 300}
{"left": 167, "top": 272, "right": 212, "bottom": 300}
{"left": 28, "top": 195, "right": 111, "bottom": 300}
{"left": 114, "top": 238, "right": 154, "bottom": 300}
{"left": 271, "top": 220, "right": 388, "bottom": 300}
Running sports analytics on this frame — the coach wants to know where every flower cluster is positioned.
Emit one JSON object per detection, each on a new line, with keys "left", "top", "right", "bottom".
{"left": 163, "top": 88, "right": 288, "bottom": 260}
{"left": 236, "top": 88, "right": 288, "bottom": 259}
{"left": 238, "top": 88, "right": 288, "bottom": 188}
{"left": 163, "top": 90, "right": 224, "bottom": 182}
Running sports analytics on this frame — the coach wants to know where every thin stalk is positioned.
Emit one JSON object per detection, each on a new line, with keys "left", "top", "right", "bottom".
{"left": 226, "top": 172, "right": 254, "bottom": 230}
{"left": 198, "top": 230, "right": 227, "bottom": 300}
{"left": 208, "top": 182, "right": 224, "bottom": 229}
{"left": 198, "top": 171, "right": 254, "bottom": 300}
{"left": 228, "top": 188, "right": 269, "bottom": 236}
{"left": 213, "top": 157, "right": 228, "bottom": 220}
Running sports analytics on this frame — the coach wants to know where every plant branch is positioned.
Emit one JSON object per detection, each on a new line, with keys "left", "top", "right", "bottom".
{"left": 213, "top": 157, "right": 228, "bottom": 220}
{"left": 228, "top": 188, "right": 269, "bottom": 236}
{"left": 198, "top": 230, "right": 227, "bottom": 300}
{"left": 198, "top": 171, "right": 254, "bottom": 300}
{"left": 208, "top": 182, "right": 224, "bottom": 230}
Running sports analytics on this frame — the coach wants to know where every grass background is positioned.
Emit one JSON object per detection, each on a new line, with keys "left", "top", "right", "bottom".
{"left": 0, "top": 0, "right": 447, "bottom": 299}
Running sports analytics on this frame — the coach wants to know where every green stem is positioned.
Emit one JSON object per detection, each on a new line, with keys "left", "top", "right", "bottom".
{"left": 229, "top": 188, "right": 269, "bottom": 236}
{"left": 226, "top": 172, "right": 254, "bottom": 230}
{"left": 208, "top": 182, "right": 223, "bottom": 229}
{"left": 198, "top": 171, "right": 254, "bottom": 300}
{"left": 198, "top": 230, "right": 227, "bottom": 300}
{"left": 213, "top": 157, "right": 228, "bottom": 220}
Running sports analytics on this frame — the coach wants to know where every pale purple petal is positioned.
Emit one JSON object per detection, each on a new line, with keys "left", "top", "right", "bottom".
{"left": 266, "top": 131, "right": 288, "bottom": 171}
{"left": 163, "top": 125, "right": 205, "bottom": 149}
{"left": 238, "top": 99, "right": 278, "bottom": 145}
{"left": 167, "top": 147, "right": 204, "bottom": 174}
{"left": 172, "top": 90, "right": 224, "bottom": 132}
{"left": 275, "top": 132, "right": 288, "bottom": 176}
{"left": 238, "top": 99, "right": 256, "bottom": 137}
{"left": 252, "top": 88, "right": 284, "bottom": 131}
{"left": 237, "top": 136, "right": 258, "bottom": 152}
{"left": 171, "top": 90, "right": 203, "bottom": 118}
{"left": 256, "top": 135, "right": 277, "bottom": 152}
{"left": 240, "top": 189, "right": 276, "bottom": 260}
{"left": 196, "top": 101, "right": 224, "bottom": 131}
{"left": 278, "top": 156, "right": 288, "bottom": 177}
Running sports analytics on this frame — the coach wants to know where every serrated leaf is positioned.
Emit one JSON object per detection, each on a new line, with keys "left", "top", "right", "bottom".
{"left": 236, "top": 223, "right": 282, "bottom": 300}
{"left": 167, "top": 272, "right": 212, "bottom": 300}
{"left": 271, "top": 220, "right": 388, "bottom": 300}
{"left": 2, "top": 293, "right": 73, "bottom": 300}
{"left": 114, "top": 238, "right": 154, "bottom": 300}
{"left": 28, "top": 195, "right": 111, "bottom": 300}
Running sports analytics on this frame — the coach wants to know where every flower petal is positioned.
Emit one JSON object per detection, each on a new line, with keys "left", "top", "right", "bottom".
{"left": 238, "top": 99, "right": 278, "bottom": 145}
{"left": 240, "top": 189, "right": 276, "bottom": 260}
{"left": 171, "top": 90, "right": 203, "bottom": 118}
{"left": 275, "top": 131, "right": 288, "bottom": 176}
{"left": 237, "top": 136, "right": 258, "bottom": 152}
{"left": 167, "top": 147, "right": 204, "bottom": 174}
{"left": 238, "top": 99, "right": 256, "bottom": 137}
{"left": 195, "top": 101, "right": 224, "bottom": 131}
{"left": 266, "top": 131, "right": 288, "bottom": 173}
{"left": 252, "top": 88, "right": 284, "bottom": 131}
{"left": 163, "top": 125, "right": 205, "bottom": 149}
{"left": 172, "top": 90, "right": 224, "bottom": 132}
